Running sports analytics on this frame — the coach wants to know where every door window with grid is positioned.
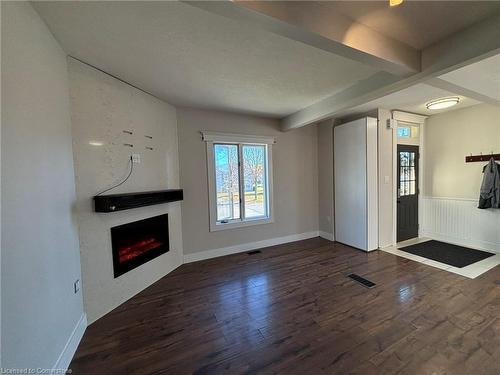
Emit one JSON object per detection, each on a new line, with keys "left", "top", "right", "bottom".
{"left": 399, "top": 151, "right": 417, "bottom": 196}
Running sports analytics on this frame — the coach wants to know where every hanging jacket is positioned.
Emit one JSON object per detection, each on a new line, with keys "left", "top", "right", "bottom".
{"left": 478, "top": 158, "right": 500, "bottom": 209}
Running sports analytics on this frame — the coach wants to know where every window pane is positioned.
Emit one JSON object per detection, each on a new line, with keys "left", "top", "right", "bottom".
{"left": 242, "top": 145, "right": 267, "bottom": 219}
{"left": 409, "top": 181, "right": 416, "bottom": 195}
{"left": 410, "top": 152, "right": 415, "bottom": 167}
{"left": 402, "top": 181, "right": 408, "bottom": 196}
{"left": 214, "top": 144, "right": 240, "bottom": 221}
{"left": 397, "top": 127, "right": 410, "bottom": 138}
{"left": 401, "top": 152, "right": 409, "bottom": 166}
{"left": 410, "top": 166, "right": 415, "bottom": 180}
{"left": 399, "top": 151, "right": 418, "bottom": 197}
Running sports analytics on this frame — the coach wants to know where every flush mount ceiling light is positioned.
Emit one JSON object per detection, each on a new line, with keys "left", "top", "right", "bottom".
{"left": 389, "top": 0, "right": 403, "bottom": 6}
{"left": 89, "top": 140, "right": 104, "bottom": 146}
{"left": 426, "top": 97, "right": 460, "bottom": 110}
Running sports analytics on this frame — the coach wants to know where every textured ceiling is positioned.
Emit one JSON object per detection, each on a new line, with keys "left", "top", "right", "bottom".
{"left": 33, "top": 1, "right": 379, "bottom": 118}
{"left": 439, "top": 54, "right": 500, "bottom": 102}
{"left": 319, "top": 1, "right": 500, "bottom": 49}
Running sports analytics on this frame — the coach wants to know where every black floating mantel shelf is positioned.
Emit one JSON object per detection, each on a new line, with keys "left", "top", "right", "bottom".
{"left": 94, "top": 189, "right": 183, "bottom": 213}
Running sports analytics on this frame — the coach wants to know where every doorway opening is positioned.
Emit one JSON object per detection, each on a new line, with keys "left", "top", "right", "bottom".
{"left": 392, "top": 114, "right": 425, "bottom": 246}
{"left": 397, "top": 144, "right": 419, "bottom": 242}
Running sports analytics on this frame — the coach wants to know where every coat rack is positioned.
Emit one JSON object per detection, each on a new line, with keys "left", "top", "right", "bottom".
{"left": 465, "top": 153, "right": 500, "bottom": 163}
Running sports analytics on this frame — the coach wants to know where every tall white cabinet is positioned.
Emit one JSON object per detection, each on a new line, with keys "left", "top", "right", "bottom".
{"left": 334, "top": 117, "right": 378, "bottom": 251}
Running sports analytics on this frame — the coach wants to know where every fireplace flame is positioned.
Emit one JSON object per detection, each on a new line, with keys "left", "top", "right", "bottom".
{"left": 118, "top": 237, "right": 163, "bottom": 263}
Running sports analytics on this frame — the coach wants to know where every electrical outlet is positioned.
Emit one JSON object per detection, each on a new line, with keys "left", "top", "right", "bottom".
{"left": 132, "top": 154, "right": 141, "bottom": 164}
{"left": 74, "top": 279, "right": 80, "bottom": 294}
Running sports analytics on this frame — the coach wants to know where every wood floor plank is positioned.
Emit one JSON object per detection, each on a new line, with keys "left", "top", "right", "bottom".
{"left": 70, "top": 238, "right": 500, "bottom": 374}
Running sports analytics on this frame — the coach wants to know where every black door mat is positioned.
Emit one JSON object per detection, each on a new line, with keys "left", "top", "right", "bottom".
{"left": 398, "top": 240, "right": 495, "bottom": 268}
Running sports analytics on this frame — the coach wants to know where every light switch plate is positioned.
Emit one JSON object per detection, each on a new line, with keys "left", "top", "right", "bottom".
{"left": 132, "top": 154, "right": 141, "bottom": 164}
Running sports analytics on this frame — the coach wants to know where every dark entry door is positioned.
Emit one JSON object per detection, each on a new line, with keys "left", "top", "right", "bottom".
{"left": 397, "top": 145, "right": 419, "bottom": 242}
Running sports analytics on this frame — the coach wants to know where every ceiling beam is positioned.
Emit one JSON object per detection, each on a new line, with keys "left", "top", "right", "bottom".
{"left": 281, "top": 11, "right": 500, "bottom": 130}
{"left": 421, "top": 11, "right": 500, "bottom": 73}
{"left": 282, "top": 72, "right": 403, "bottom": 130}
{"left": 184, "top": 0, "right": 420, "bottom": 76}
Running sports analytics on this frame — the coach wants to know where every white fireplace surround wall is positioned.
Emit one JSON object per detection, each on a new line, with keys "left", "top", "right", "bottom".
{"left": 68, "top": 59, "right": 183, "bottom": 324}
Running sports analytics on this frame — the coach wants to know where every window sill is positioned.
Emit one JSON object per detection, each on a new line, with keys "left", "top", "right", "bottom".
{"left": 210, "top": 217, "right": 273, "bottom": 232}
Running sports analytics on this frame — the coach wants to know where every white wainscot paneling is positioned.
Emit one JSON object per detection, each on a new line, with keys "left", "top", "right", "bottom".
{"left": 421, "top": 197, "right": 500, "bottom": 253}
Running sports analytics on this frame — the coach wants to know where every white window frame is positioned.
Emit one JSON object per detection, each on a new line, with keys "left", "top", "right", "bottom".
{"left": 202, "top": 131, "right": 275, "bottom": 232}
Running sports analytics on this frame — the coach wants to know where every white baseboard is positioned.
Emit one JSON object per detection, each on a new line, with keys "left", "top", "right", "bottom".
{"left": 378, "top": 243, "right": 395, "bottom": 249}
{"left": 53, "top": 313, "right": 87, "bottom": 371}
{"left": 421, "top": 230, "right": 500, "bottom": 254}
{"left": 184, "top": 231, "right": 320, "bottom": 263}
{"left": 319, "top": 231, "right": 334, "bottom": 241}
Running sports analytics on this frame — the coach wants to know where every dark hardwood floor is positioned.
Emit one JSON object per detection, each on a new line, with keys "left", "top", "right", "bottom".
{"left": 70, "top": 238, "right": 500, "bottom": 374}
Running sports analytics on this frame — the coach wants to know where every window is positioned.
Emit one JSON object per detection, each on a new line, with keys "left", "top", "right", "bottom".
{"left": 397, "top": 124, "right": 420, "bottom": 141}
{"left": 397, "top": 126, "right": 410, "bottom": 138}
{"left": 399, "top": 151, "right": 416, "bottom": 196}
{"left": 203, "top": 132, "right": 274, "bottom": 231}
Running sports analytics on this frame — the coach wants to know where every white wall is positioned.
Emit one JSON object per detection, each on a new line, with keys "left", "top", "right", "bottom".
{"left": 422, "top": 104, "right": 500, "bottom": 252}
{"left": 0, "top": 1, "right": 3, "bottom": 367}
{"left": 178, "top": 108, "right": 319, "bottom": 257}
{"left": 317, "top": 119, "right": 334, "bottom": 239}
{"left": 1, "top": 2, "right": 84, "bottom": 368}
{"left": 421, "top": 197, "right": 500, "bottom": 253}
{"left": 377, "top": 109, "right": 395, "bottom": 247}
{"left": 68, "top": 59, "right": 183, "bottom": 323}
{"left": 424, "top": 104, "right": 500, "bottom": 199}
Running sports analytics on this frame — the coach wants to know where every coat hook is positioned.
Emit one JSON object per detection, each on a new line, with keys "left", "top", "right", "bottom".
{"left": 123, "top": 143, "right": 133, "bottom": 148}
{"left": 122, "top": 130, "right": 133, "bottom": 135}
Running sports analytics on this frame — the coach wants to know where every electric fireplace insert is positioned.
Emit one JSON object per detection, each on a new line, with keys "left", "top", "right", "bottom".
{"left": 111, "top": 214, "right": 169, "bottom": 278}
